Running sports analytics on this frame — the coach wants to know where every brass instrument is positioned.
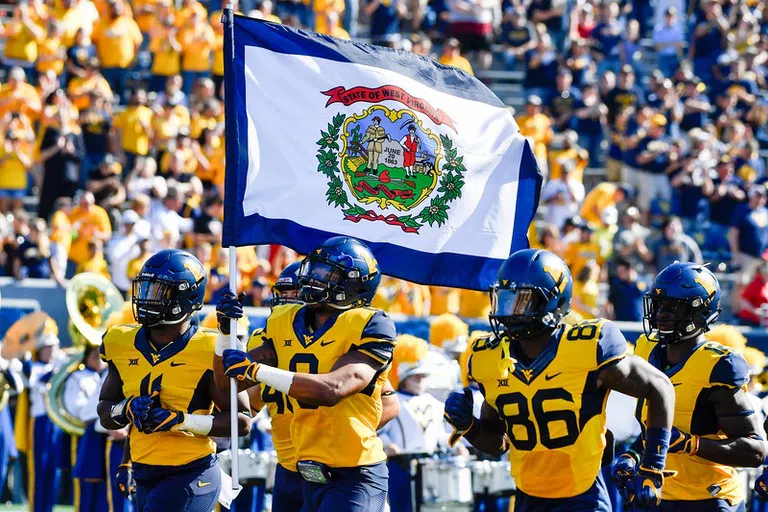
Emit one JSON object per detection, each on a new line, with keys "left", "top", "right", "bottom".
{"left": 45, "top": 273, "right": 124, "bottom": 436}
{"left": 65, "top": 273, "right": 125, "bottom": 350}
{"left": 1, "top": 312, "right": 58, "bottom": 360}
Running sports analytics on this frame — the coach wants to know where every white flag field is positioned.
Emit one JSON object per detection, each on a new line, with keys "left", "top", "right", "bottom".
{"left": 222, "top": 13, "right": 542, "bottom": 290}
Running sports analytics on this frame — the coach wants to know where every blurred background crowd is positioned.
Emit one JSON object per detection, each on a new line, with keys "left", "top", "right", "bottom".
{"left": 0, "top": 0, "right": 766, "bottom": 331}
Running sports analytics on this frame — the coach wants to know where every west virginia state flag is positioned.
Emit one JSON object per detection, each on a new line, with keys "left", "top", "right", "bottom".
{"left": 222, "top": 12, "right": 542, "bottom": 290}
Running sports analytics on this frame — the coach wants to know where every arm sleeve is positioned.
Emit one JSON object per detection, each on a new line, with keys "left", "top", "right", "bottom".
{"left": 597, "top": 321, "right": 628, "bottom": 369}
{"left": 710, "top": 351, "right": 750, "bottom": 389}
{"left": 353, "top": 310, "right": 397, "bottom": 365}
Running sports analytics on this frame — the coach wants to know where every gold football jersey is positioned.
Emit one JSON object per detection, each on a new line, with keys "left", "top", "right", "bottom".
{"left": 468, "top": 319, "right": 626, "bottom": 499}
{"left": 258, "top": 304, "right": 396, "bottom": 468}
{"left": 247, "top": 329, "right": 297, "bottom": 471}
{"left": 100, "top": 324, "right": 217, "bottom": 466}
{"left": 635, "top": 334, "right": 749, "bottom": 504}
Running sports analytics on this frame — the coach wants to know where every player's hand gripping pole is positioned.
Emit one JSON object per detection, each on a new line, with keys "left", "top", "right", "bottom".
{"left": 228, "top": 245, "right": 240, "bottom": 490}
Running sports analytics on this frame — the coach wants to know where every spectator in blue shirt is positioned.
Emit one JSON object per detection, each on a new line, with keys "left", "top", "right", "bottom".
{"left": 15, "top": 218, "right": 52, "bottom": 280}
{"left": 572, "top": 82, "right": 607, "bottom": 167}
{"left": 591, "top": 2, "right": 623, "bottom": 77}
{"left": 366, "top": 0, "right": 405, "bottom": 47}
{"left": 729, "top": 184, "right": 768, "bottom": 282}
{"left": 689, "top": 0, "right": 728, "bottom": 84}
{"left": 500, "top": 6, "right": 537, "bottom": 70}
{"left": 546, "top": 68, "right": 582, "bottom": 131}
{"left": 653, "top": 7, "right": 685, "bottom": 78}
{"left": 608, "top": 257, "right": 647, "bottom": 321}
{"left": 635, "top": 113, "right": 672, "bottom": 218}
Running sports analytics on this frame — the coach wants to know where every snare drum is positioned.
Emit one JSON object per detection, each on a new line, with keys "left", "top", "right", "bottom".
{"left": 417, "top": 456, "right": 474, "bottom": 511}
{"left": 472, "top": 460, "right": 516, "bottom": 497}
{"left": 217, "top": 449, "right": 275, "bottom": 486}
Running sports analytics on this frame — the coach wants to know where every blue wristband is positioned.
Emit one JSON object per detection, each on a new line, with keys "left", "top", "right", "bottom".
{"left": 642, "top": 427, "right": 671, "bottom": 470}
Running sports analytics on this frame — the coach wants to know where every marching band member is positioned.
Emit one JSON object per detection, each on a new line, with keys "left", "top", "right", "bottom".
{"left": 98, "top": 249, "right": 252, "bottom": 512}
{"left": 0, "top": 357, "right": 21, "bottom": 502}
{"left": 425, "top": 314, "right": 465, "bottom": 402}
{"left": 218, "top": 236, "right": 397, "bottom": 512}
{"left": 67, "top": 343, "right": 110, "bottom": 512}
{"left": 625, "top": 263, "right": 766, "bottom": 511}
{"left": 27, "top": 333, "right": 66, "bottom": 512}
{"left": 379, "top": 334, "right": 455, "bottom": 512}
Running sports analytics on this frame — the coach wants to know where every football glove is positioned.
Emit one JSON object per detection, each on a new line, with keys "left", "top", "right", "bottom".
{"left": 755, "top": 468, "right": 768, "bottom": 500}
{"left": 611, "top": 450, "right": 639, "bottom": 499}
{"left": 222, "top": 349, "right": 260, "bottom": 383}
{"left": 140, "top": 407, "right": 186, "bottom": 434}
{"left": 115, "top": 463, "right": 136, "bottom": 498}
{"left": 216, "top": 290, "right": 246, "bottom": 335}
{"left": 444, "top": 387, "right": 474, "bottom": 447}
{"left": 667, "top": 427, "right": 699, "bottom": 455}
{"left": 625, "top": 465, "right": 677, "bottom": 508}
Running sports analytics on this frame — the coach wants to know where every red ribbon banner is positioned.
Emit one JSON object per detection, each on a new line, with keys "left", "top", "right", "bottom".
{"left": 354, "top": 181, "right": 414, "bottom": 200}
{"left": 344, "top": 210, "right": 420, "bottom": 233}
{"left": 322, "top": 85, "right": 457, "bottom": 132}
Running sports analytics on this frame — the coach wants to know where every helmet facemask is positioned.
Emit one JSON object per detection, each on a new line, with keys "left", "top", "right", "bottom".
{"left": 489, "top": 283, "right": 563, "bottom": 341}
{"left": 643, "top": 293, "right": 720, "bottom": 345}
{"left": 132, "top": 274, "right": 203, "bottom": 327}
{"left": 297, "top": 254, "right": 369, "bottom": 309}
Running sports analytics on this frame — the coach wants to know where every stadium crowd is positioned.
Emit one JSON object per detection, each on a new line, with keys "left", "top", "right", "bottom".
{"left": 0, "top": 0, "right": 765, "bottom": 330}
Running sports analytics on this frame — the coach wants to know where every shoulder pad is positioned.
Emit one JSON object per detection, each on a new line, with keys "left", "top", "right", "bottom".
{"left": 633, "top": 333, "right": 657, "bottom": 360}
{"left": 103, "top": 324, "right": 141, "bottom": 344}
{"left": 561, "top": 319, "right": 605, "bottom": 342}
{"left": 247, "top": 328, "right": 265, "bottom": 351}
{"left": 707, "top": 343, "right": 749, "bottom": 389}
{"left": 468, "top": 335, "right": 503, "bottom": 385}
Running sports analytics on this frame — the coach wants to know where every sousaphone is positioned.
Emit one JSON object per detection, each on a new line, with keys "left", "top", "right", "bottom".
{"left": 45, "top": 273, "right": 124, "bottom": 436}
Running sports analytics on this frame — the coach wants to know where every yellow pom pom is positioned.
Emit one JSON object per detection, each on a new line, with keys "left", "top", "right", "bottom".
{"left": 704, "top": 325, "right": 747, "bottom": 354}
{"left": 743, "top": 347, "right": 767, "bottom": 375}
{"left": 390, "top": 334, "right": 429, "bottom": 387}
{"left": 430, "top": 314, "right": 469, "bottom": 348}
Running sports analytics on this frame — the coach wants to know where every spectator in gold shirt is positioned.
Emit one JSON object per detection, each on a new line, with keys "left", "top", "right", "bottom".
{"left": 113, "top": 88, "right": 153, "bottom": 174}
{"left": 67, "top": 191, "right": 112, "bottom": 273}
{"left": 179, "top": 9, "right": 215, "bottom": 97}
{"left": 2, "top": 2, "right": 46, "bottom": 82}
{"left": 92, "top": 0, "right": 142, "bottom": 102}
{"left": 75, "top": 239, "right": 110, "bottom": 279}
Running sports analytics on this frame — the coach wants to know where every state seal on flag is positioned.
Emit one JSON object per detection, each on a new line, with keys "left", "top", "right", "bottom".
{"left": 316, "top": 85, "right": 467, "bottom": 234}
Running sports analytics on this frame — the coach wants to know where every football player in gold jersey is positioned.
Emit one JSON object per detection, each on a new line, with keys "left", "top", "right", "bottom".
{"left": 217, "top": 260, "right": 401, "bottom": 511}
{"left": 97, "top": 249, "right": 251, "bottom": 511}
{"left": 618, "top": 262, "right": 765, "bottom": 511}
{"left": 444, "top": 249, "right": 677, "bottom": 511}
{"left": 217, "top": 236, "right": 396, "bottom": 512}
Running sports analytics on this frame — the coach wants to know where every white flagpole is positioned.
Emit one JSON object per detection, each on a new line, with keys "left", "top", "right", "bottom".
{"left": 228, "top": 244, "right": 240, "bottom": 489}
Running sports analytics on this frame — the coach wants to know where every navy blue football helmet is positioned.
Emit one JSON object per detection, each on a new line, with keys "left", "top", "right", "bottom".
{"left": 489, "top": 249, "right": 573, "bottom": 341}
{"left": 298, "top": 236, "right": 380, "bottom": 309}
{"left": 643, "top": 262, "right": 721, "bottom": 345}
{"left": 132, "top": 249, "right": 207, "bottom": 327}
{"left": 271, "top": 261, "right": 302, "bottom": 308}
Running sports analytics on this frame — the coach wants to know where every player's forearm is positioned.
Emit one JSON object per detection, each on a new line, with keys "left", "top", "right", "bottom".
{"left": 696, "top": 436, "right": 766, "bottom": 467}
{"left": 378, "top": 391, "right": 399, "bottom": 428}
{"left": 209, "top": 411, "right": 251, "bottom": 437}
{"left": 287, "top": 371, "right": 364, "bottom": 407}
{"left": 644, "top": 371, "right": 676, "bottom": 430}
{"left": 464, "top": 420, "right": 508, "bottom": 458}
{"left": 98, "top": 401, "right": 127, "bottom": 430}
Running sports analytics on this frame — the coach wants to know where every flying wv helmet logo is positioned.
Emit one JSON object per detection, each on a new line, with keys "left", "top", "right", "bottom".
{"left": 317, "top": 85, "right": 465, "bottom": 234}
{"left": 543, "top": 264, "right": 568, "bottom": 293}
{"left": 184, "top": 261, "right": 204, "bottom": 282}
{"left": 694, "top": 273, "right": 717, "bottom": 297}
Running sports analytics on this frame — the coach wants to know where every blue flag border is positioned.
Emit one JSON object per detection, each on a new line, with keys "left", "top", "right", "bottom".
{"left": 222, "top": 12, "right": 542, "bottom": 290}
